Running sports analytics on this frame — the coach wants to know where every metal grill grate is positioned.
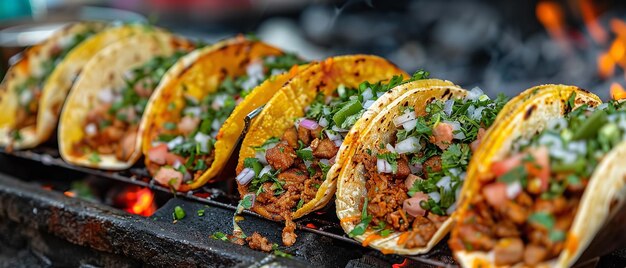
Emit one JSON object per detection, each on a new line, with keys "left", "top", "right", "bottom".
{"left": 0, "top": 145, "right": 456, "bottom": 267}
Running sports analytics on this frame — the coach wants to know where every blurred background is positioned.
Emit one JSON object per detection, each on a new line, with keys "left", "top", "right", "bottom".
{"left": 2, "top": 0, "right": 626, "bottom": 99}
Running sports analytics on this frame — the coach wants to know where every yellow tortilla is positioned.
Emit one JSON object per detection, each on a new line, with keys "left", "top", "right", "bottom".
{"left": 451, "top": 85, "right": 609, "bottom": 267}
{"left": 140, "top": 36, "right": 289, "bottom": 190}
{"left": 236, "top": 55, "right": 407, "bottom": 221}
{"left": 0, "top": 22, "right": 110, "bottom": 149}
{"left": 58, "top": 31, "right": 193, "bottom": 169}
{"left": 335, "top": 82, "right": 466, "bottom": 254}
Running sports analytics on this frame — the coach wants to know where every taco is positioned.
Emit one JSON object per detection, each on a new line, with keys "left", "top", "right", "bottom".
{"left": 0, "top": 21, "right": 110, "bottom": 150}
{"left": 334, "top": 81, "right": 509, "bottom": 254}
{"left": 235, "top": 55, "right": 408, "bottom": 246}
{"left": 448, "top": 85, "right": 618, "bottom": 267}
{"left": 141, "top": 36, "right": 306, "bottom": 191}
{"left": 0, "top": 23, "right": 160, "bottom": 150}
{"left": 58, "top": 31, "right": 194, "bottom": 169}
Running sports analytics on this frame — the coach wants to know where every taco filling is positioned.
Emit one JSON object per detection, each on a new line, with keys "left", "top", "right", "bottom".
{"left": 71, "top": 51, "right": 188, "bottom": 162}
{"left": 12, "top": 28, "right": 100, "bottom": 138}
{"left": 236, "top": 72, "right": 428, "bottom": 246}
{"left": 349, "top": 88, "right": 507, "bottom": 249}
{"left": 147, "top": 53, "right": 304, "bottom": 189}
{"left": 449, "top": 97, "right": 626, "bottom": 266}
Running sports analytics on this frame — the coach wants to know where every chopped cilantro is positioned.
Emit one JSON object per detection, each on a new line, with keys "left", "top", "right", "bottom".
{"left": 173, "top": 206, "right": 186, "bottom": 220}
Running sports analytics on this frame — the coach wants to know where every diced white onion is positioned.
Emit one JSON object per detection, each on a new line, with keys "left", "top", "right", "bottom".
{"left": 259, "top": 165, "right": 271, "bottom": 177}
{"left": 538, "top": 133, "right": 562, "bottom": 147}
{"left": 19, "top": 90, "right": 33, "bottom": 105}
{"left": 567, "top": 141, "right": 587, "bottom": 155}
{"left": 444, "top": 121, "right": 466, "bottom": 140}
{"left": 211, "top": 94, "right": 228, "bottom": 110}
{"left": 323, "top": 107, "right": 331, "bottom": 115}
{"left": 211, "top": 119, "right": 221, "bottom": 131}
{"left": 377, "top": 159, "right": 392, "bottom": 173}
{"left": 363, "top": 100, "right": 375, "bottom": 109}
{"left": 184, "top": 107, "right": 202, "bottom": 117}
{"left": 470, "top": 107, "right": 485, "bottom": 121}
{"left": 376, "top": 92, "right": 384, "bottom": 98}
{"left": 395, "top": 137, "right": 421, "bottom": 154}
{"left": 429, "top": 192, "right": 441, "bottom": 203}
{"left": 448, "top": 168, "right": 461, "bottom": 177}
{"left": 402, "top": 119, "right": 417, "bottom": 131}
{"left": 319, "top": 159, "right": 330, "bottom": 165}
{"left": 332, "top": 125, "right": 348, "bottom": 133}
{"left": 467, "top": 87, "right": 484, "bottom": 100}
{"left": 325, "top": 130, "right": 342, "bottom": 141}
{"left": 167, "top": 136, "right": 184, "bottom": 150}
{"left": 393, "top": 111, "right": 416, "bottom": 127}
{"left": 270, "top": 69, "right": 285, "bottom": 76}
{"left": 304, "top": 160, "right": 312, "bottom": 168}
{"left": 85, "top": 123, "right": 97, "bottom": 136}
{"left": 184, "top": 94, "right": 199, "bottom": 105}
{"left": 97, "top": 88, "right": 115, "bottom": 103}
{"left": 172, "top": 160, "right": 182, "bottom": 169}
{"left": 443, "top": 99, "right": 454, "bottom": 116}
{"left": 194, "top": 132, "right": 211, "bottom": 152}
{"left": 236, "top": 168, "right": 255, "bottom": 185}
{"left": 334, "top": 139, "right": 343, "bottom": 147}
{"left": 385, "top": 143, "right": 396, "bottom": 153}
{"left": 255, "top": 151, "right": 268, "bottom": 165}
{"left": 436, "top": 176, "right": 452, "bottom": 192}
{"left": 446, "top": 202, "right": 457, "bottom": 215}
{"left": 362, "top": 87, "right": 373, "bottom": 101}
{"left": 318, "top": 117, "right": 329, "bottom": 127}
{"left": 597, "top": 103, "right": 609, "bottom": 110}
{"left": 506, "top": 181, "right": 522, "bottom": 199}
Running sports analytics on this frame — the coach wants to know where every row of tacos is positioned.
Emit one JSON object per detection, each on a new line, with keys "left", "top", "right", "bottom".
{"left": 2, "top": 21, "right": 625, "bottom": 267}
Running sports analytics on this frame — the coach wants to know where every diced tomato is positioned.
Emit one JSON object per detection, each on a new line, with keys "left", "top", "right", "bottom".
{"left": 525, "top": 146, "right": 550, "bottom": 192}
{"left": 432, "top": 122, "right": 454, "bottom": 150}
{"left": 403, "top": 192, "right": 429, "bottom": 217}
{"left": 147, "top": 144, "right": 168, "bottom": 165}
{"left": 165, "top": 153, "right": 185, "bottom": 166}
{"left": 482, "top": 182, "right": 507, "bottom": 209}
{"left": 490, "top": 153, "right": 523, "bottom": 177}
{"left": 154, "top": 167, "right": 183, "bottom": 189}
{"left": 471, "top": 128, "right": 486, "bottom": 152}
{"left": 177, "top": 116, "right": 200, "bottom": 135}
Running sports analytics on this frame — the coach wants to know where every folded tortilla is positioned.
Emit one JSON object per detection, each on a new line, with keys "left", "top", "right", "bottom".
{"left": 141, "top": 36, "right": 295, "bottom": 190}
{"left": 0, "top": 21, "right": 111, "bottom": 149}
{"left": 236, "top": 55, "right": 408, "bottom": 221}
{"left": 58, "top": 30, "right": 194, "bottom": 169}
{"left": 450, "top": 85, "right": 618, "bottom": 267}
{"left": 335, "top": 81, "right": 468, "bottom": 254}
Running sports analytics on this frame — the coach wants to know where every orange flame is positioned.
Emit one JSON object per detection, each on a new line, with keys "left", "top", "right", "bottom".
{"left": 392, "top": 258, "right": 409, "bottom": 268}
{"left": 579, "top": 0, "right": 608, "bottom": 44}
{"left": 611, "top": 82, "right": 626, "bottom": 100}
{"left": 596, "top": 17, "right": 626, "bottom": 79}
{"left": 64, "top": 191, "right": 75, "bottom": 198}
{"left": 120, "top": 187, "right": 157, "bottom": 216}
{"left": 536, "top": 1, "right": 570, "bottom": 52}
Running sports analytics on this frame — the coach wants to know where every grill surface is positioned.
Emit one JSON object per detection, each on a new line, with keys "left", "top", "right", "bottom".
{"left": 1, "top": 143, "right": 625, "bottom": 267}
{"left": 0, "top": 146, "right": 456, "bottom": 267}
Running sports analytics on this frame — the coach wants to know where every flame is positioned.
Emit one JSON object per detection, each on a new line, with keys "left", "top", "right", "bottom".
{"left": 392, "top": 258, "right": 409, "bottom": 268}
{"left": 537, "top": 1, "right": 564, "bottom": 30}
{"left": 611, "top": 82, "right": 626, "bottom": 100}
{"left": 130, "top": 188, "right": 155, "bottom": 216}
{"left": 596, "top": 18, "right": 626, "bottom": 79}
{"left": 64, "top": 191, "right": 75, "bottom": 197}
{"left": 121, "top": 187, "right": 156, "bottom": 216}
{"left": 536, "top": 1, "right": 570, "bottom": 51}
{"left": 579, "top": 0, "right": 608, "bottom": 44}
